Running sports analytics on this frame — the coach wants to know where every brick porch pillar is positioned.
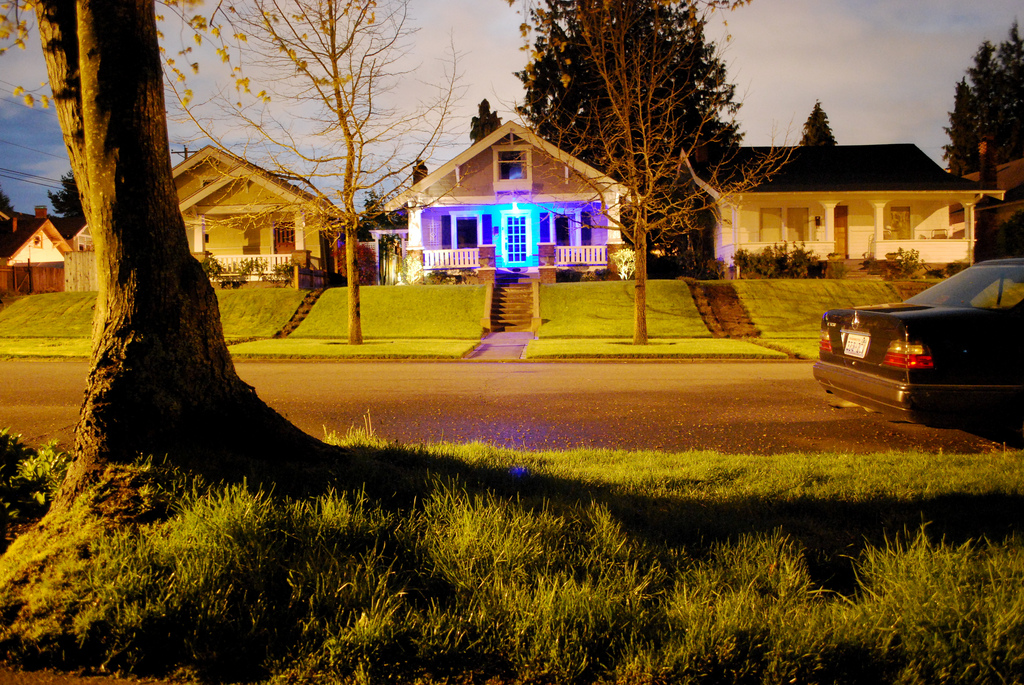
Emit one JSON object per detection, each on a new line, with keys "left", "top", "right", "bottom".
{"left": 538, "top": 242, "right": 556, "bottom": 284}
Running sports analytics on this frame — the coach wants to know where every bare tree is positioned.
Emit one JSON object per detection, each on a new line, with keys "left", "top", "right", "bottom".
{"left": 518, "top": 0, "right": 782, "bottom": 344}
{"left": 170, "top": 0, "right": 459, "bottom": 344}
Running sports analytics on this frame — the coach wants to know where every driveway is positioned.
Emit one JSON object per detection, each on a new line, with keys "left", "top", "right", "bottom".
{"left": 0, "top": 360, "right": 1004, "bottom": 454}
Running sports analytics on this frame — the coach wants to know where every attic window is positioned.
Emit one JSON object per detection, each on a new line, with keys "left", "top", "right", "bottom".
{"left": 498, "top": 150, "right": 526, "bottom": 180}
{"left": 32, "top": 235, "right": 42, "bottom": 248}
{"left": 493, "top": 145, "right": 532, "bottom": 189}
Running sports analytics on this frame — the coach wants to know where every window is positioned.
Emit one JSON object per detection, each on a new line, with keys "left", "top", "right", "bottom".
{"left": 759, "top": 208, "right": 782, "bottom": 242}
{"left": 498, "top": 150, "right": 526, "bottom": 180}
{"left": 889, "top": 207, "right": 911, "bottom": 240}
{"left": 493, "top": 145, "right": 532, "bottom": 188}
{"left": 555, "top": 216, "right": 571, "bottom": 246}
{"left": 274, "top": 222, "right": 295, "bottom": 247}
{"left": 456, "top": 216, "right": 478, "bottom": 248}
{"left": 581, "top": 211, "right": 593, "bottom": 246}
{"left": 786, "top": 208, "right": 809, "bottom": 242}
{"left": 32, "top": 235, "right": 42, "bottom": 247}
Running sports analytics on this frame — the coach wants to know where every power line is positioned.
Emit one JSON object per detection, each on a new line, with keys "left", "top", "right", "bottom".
{"left": 0, "top": 167, "right": 64, "bottom": 190}
{"left": 0, "top": 136, "right": 68, "bottom": 160}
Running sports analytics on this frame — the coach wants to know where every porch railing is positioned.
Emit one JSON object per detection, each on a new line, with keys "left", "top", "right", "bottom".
{"left": 556, "top": 245, "right": 607, "bottom": 266}
{"left": 424, "top": 248, "right": 480, "bottom": 270}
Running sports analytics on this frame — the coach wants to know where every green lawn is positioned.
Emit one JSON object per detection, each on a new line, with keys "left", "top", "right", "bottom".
{"left": 731, "top": 280, "right": 901, "bottom": 338}
{"left": 3, "top": 432, "right": 1022, "bottom": 684}
{"left": 0, "top": 289, "right": 305, "bottom": 341}
{"left": 216, "top": 288, "right": 308, "bottom": 340}
{"left": 0, "top": 338, "right": 92, "bottom": 358}
{"left": 292, "top": 285, "right": 486, "bottom": 339}
{"left": 0, "top": 292, "right": 96, "bottom": 337}
{"left": 525, "top": 337, "right": 787, "bottom": 359}
{"left": 537, "top": 280, "right": 710, "bottom": 338}
{"left": 229, "top": 338, "right": 478, "bottom": 359}
{"left": 751, "top": 338, "right": 822, "bottom": 359}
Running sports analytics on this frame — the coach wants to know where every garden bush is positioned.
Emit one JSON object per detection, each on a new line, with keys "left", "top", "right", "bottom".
{"left": 733, "top": 242, "right": 821, "bottom": 278}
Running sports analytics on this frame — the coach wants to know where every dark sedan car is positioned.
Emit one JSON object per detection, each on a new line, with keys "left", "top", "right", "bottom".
{"left": 813, "top": 258, "right": 1024, "bottom": 431}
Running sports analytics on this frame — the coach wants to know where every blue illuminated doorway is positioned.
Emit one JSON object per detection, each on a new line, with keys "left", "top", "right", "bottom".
{"left": 504, "top": 214, "right": 528, "bottom": 265}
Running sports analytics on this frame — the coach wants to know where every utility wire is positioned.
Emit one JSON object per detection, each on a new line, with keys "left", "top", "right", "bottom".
{"left": 0, "top": 166, "right": 63, "bottom": 190}
{"left": 0, "top": 136, "right": 67, "bottom": 160}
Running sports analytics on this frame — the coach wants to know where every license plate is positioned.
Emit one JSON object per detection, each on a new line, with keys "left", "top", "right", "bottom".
{"left": 843, "top": 331, "right": 870, "bottom": 358}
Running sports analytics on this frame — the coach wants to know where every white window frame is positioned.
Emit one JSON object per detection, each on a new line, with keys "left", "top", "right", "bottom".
{"left": 493, "top": 144, "right": 533, "bottom": 191}
{"left": 449, "top": 211, "right": 481, "bottom": 248}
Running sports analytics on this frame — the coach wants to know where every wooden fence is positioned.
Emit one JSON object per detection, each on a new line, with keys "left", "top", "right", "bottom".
{"left": 0, "top": 264, "right": 66, "bottom": 294}
{"left": 65, "top": 251, "right": 99, "bottom": 292}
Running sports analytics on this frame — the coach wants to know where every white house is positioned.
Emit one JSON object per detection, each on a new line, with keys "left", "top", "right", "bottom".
{"left": 715, "top": 144, "right": 1004, "bottom": 269}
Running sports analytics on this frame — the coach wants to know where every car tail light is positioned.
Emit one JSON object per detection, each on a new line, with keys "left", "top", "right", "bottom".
{"left": 882, "top": 340, "right": 933, "bottom": 369}
{"left": 819, "top": 329, "right": 832, "bottom": 353}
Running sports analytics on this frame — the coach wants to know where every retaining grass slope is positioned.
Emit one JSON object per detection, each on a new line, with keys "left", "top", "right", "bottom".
{"left": 731, "top": 280, "right": 902, "bottom": 338}
{"left": 215, "top": 288, "right": 308, "bottom": 339}
{"left": 538, "top": 280, "right": 711, "bottom": 338}
{"left": 291, "top": 285, "right": 486, "bottom": 339}
{"left": 0, "top": 292, "right": 96, "bottom": 337}
{"left": 0, "top": 289, "right": 308, "bottom": 341}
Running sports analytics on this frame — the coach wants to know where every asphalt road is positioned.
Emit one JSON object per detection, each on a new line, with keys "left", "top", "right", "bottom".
{"left": 0, "top": 359, "right": 1007, "bottom": 454}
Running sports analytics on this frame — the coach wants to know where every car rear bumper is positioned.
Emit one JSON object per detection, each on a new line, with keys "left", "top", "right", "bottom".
{"left": 812, "top": 361, "right": 1023, "bottom": 426}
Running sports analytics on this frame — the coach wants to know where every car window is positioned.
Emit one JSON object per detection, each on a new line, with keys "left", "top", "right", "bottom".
{"left": 907, "top": 263, "right": 1024, "bottom": 311}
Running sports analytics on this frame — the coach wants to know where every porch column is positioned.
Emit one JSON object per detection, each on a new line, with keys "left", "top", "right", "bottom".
{"left": 408, "top": 205, "right": 423, "bottom": 249}
{"left": 872, "top": 201, "right": 887, "bottom": 258}
{"left": 191, "top": 215, "right": 205, "bottom": 254}
{"left": 964, "top": 201, "right": 976, "bottom": 263}
{"left": 294, "top": 210, "right": 306, "bottom": 251}
{"left": 605, "top": 193, "right": 623, "bottom": 244}
{"left": 730, "top": 204, "right": 739, "bottom": 246}
{"left": 822, "top": 202, "right": 837, "bottom": 244}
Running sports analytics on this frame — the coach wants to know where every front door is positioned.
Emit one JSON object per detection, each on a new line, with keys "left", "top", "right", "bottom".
{"left": 835, "top": 206, "right": 848, "bottom": 257}
{"left": 503, "top": 213, "right": 529, "bottom": 266}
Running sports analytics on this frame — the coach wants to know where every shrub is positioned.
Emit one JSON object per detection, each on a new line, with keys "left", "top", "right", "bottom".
{"left": 199, "top": 254, "right": 222, "bottom": 279}
{"left": 237, "top": 257, "right": 269, "bottom": 281}
{"left": 611, "top": 248, "right": 636, "bottom": 279}
{"left": 675, "top": 248, "right": 726, "bottom": 280}
{"left": 424, "top": 269, "right": 475, "bottom": 285}
{"left": 883, "top": 248, "right": 923, "bottom": 280}
{"left": 267, "top": 261, "right": 295, "bottom": 285}
{"left": 734, "top": 242, "right": 820, "bottom": 279}
{"left": 943, "top": 260, "right": 969, "bottom": 278}
{"left": 1, "top": 429, "right": 72, "bottom": 549}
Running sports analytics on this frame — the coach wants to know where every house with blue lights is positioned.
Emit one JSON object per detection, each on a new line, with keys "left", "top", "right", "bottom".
{"left": 386, "top": 121, "right": 627, "bottom": 283}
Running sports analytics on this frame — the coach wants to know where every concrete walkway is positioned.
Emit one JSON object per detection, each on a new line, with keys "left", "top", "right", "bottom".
{"left": 465, "top": 331, "right": 535, "bottom": 360}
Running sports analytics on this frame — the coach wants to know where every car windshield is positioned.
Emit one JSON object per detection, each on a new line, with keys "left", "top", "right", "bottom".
{"left": 906, "top": 262, "right": 1024, "bottom": 311}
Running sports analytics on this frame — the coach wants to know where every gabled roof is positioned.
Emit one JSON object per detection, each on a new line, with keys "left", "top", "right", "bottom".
{"left": 744, "top": 144, "right": 996, "bottom": 194}
{"left": 172, "top": 145, "right": 323, "bottom": 211}
{"left": 965, "top": 157, "right": 1024, "bottom": 206}
{"left": 387, "top": 121, "right": 625, "bottom": 210}
{"left": 0, "top": 215, "right": 72, "bottom": 260}
{"left": 51, "top": 216, "right": 88, "bottom": 241}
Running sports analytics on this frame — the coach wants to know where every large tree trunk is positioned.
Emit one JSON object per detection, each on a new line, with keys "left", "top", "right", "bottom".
{"left": 35, "top": 0, "right": 331, "bottom": 510}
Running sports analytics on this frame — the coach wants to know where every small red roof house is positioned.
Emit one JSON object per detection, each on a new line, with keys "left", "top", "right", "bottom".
{"left": 0, "top": 206, "right": 73, "bottom": 266}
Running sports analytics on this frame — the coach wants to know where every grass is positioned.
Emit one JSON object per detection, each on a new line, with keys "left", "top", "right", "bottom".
{"left": 228, "top": 338, "right": 479, "bottom": 359}
{"left": 537, "top": 280, "right": 711, "bottom": 338}
{"left": 292, "top": 285, "right": 486, "bottom": 339}
{"left": 731, "top": 280, "right": 901, "bottom": 338}
{"left": 215, "top": 288, "right": 308, "bottom": 340}
{"left": 2, "top": 432, "right": 1023, "bottom": 684}
{"left": 525, "top": 337, "right": 788, "bottom": 359}
{"left": 750, "top": 338, "right": 822, "bottom": 359}
{"left": 0, "top": 338, "right": 92, "bottom": 359}
{"left": 0, "top": 292, "right": 96, "bottom": 338}
{"left": 0, "top": 289, "right": 305, "bottom": 342}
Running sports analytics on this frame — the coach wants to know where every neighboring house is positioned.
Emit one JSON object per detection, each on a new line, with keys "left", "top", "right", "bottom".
{"left": 0, "top": 207, "right": 72, "bottom": 266}
{"left": 386, "top": 121, "right": 627, "bottom": 282}
{"left": 714, "top": 144, "right": 1003, "bottom": 270}
{"left": 172, "top": 146, "right": 332, "bottom": 274}
{"left": 956, "top": 156, "right": 1024, "bottom": 231}
{"left": 52, "top": 215, "right": 91, "bottom": 252}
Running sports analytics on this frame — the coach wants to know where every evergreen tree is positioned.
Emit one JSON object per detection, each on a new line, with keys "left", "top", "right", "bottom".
{"left": 944, "top": 21, "right": 1024, "bottom": 174}
{"left": 800, "top": 100, "right": 836, "bottom": 146}
{"left": 470, "top": 99, "right": 502, "bottom": 143}
{"left": 46, "top": 170, "right": 84, "bottom": 217}
{"left": 0, "top": 181, "right": 13, "bottom": 215}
